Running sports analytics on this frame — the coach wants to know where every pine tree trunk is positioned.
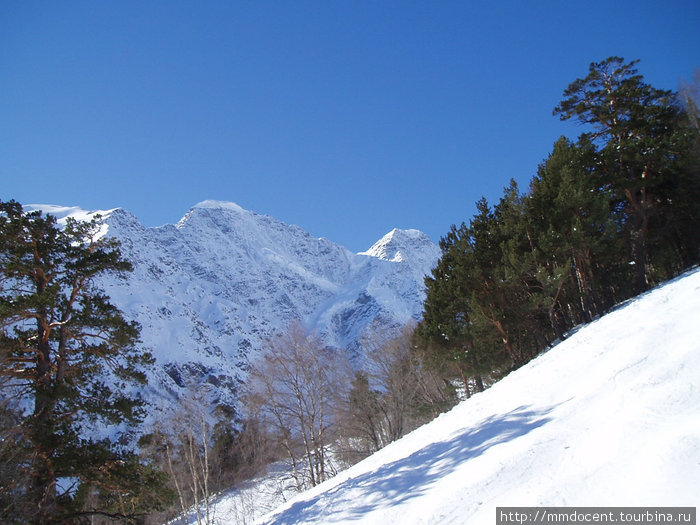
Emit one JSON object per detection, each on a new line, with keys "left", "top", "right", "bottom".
{"left": 624, "top": 177, "right": 651, "bottom": 294}
{"left": 32, "top": 325, "right": 58, "bottom": 522}
{"left": 493, "top": 319, "right": 518, "bottom": 364}
{"left": 630, "top": 226, "right": 649, "bottom": 294}
{"left": 548, "top": 275, "right": 568, "bottom": 340}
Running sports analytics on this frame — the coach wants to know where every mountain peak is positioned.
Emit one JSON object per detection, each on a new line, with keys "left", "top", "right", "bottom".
{"left": 176, "top": 200, "right": 254, "bottom": 230}
{"left": 192, "top": 200, "right": 248, "bottom": 214}
{"left": 361, "top": 228, "right": 438, "bottom": 264}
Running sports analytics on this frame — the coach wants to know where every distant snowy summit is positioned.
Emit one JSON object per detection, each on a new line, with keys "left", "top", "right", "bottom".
{"left": 361, "top": 227, "right": 441, "bottom": 270}
{"left": 191, "top": 199, "right": 249, "bottom": 214}
{"left": 28, "top": 200, "right": 441, "bottom": 413}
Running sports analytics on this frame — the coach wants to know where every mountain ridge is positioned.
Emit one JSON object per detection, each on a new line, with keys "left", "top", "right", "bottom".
{"left": 27, "top": 201, "right": 441, "bottom": 415}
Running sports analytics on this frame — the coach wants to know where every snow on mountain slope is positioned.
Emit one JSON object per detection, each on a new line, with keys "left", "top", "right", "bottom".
{"left": 250, "top": 269, "right": 700, "bottom": 525}
{"left": 27, "top": 202, "right": 440, "bottom": 412}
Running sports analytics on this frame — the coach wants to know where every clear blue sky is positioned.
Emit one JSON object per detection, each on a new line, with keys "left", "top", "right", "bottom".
{"left": 2, "top": 1, "right": 698, "bottom": 252}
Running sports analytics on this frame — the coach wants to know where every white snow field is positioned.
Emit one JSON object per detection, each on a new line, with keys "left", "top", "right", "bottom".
{"left": 241, "top": 269, "right": 700, "bottom": 524}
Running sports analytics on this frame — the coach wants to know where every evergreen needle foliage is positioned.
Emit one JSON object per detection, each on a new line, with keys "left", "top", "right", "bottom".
{"left": 0, "top": 201, "right": 169, "bottom": 524}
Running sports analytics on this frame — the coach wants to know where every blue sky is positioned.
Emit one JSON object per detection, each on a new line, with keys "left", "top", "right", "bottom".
{"left": 2, "top": 1, "right": 698, "bottom": 252}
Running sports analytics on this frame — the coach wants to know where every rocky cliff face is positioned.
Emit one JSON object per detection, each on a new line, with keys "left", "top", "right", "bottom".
{"left": 31, "top": 201, "right": 441, "bottom": 414}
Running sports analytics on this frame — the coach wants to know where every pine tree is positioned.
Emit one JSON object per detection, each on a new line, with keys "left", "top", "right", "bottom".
{"left": 554, "top": 56, "right": 699, "bottom": 291}
{"left": 419, "top": 194, "right": 521, "bottom": 390}
{"left": 0, "top": 201, "right": 166, "bottom": 523}
{"left": 526, "top": 136, "right": 626, "bottom": 326}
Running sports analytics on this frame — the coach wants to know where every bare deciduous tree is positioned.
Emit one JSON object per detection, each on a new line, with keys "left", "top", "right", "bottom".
{"left": 339, "top": 325, "right": 455, "bottom": 463}
{"left": 143, "top": 385, "right": 219, "bottom": 525}
{"left": 245, "top": 322, "right": 349, "bottom": 491}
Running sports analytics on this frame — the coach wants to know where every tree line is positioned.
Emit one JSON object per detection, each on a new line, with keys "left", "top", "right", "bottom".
{"left": 1, "top": 56, "right": 698, "bottom": 523}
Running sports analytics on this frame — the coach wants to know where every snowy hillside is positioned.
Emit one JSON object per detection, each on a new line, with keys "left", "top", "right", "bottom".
{"left": 27, "top": 202, "right": 440, "bottom": 411}
{"left": 240, "top": 269, "right": 700, "bottom": 524}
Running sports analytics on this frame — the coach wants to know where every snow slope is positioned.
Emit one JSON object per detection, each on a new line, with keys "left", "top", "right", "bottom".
{"left": 247, "top": 269, "right": 700, "bottom": 524}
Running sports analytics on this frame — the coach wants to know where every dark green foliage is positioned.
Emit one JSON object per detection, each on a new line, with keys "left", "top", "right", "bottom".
{"left": 418, "top": 195, "right": 517, "bottom": 389}
{"left": 419, "top": 57, "right": 700, "bottom": 389}
{"left": 554, "top": 56, "right": 700, "bottom": 292}
{"left": 0, "top": 201, "right": 167, "bottom": 523}
{"left": 527, "top": 136, "right": 628, "bottom": 322}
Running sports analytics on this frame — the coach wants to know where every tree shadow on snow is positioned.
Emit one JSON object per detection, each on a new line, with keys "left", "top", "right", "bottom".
{"left": 271, "top": 404, "right": 554, "bottom": 524}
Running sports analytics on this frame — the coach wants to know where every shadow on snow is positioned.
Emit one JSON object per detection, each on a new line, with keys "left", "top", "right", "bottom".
{"left": 271, "top": 404, "right": 554, "bottom": 524}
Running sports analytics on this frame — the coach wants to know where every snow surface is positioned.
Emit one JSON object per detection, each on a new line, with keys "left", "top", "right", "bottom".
{"left": 210, "top": 269, "right": 700, "bottom": 524}
{"left": 25, "top": 204, "right": 115, "bottom": 238}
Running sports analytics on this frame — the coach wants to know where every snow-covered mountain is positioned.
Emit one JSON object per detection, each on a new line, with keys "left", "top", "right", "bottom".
{"left": 30, "top": 201, "right": 441, "bottom": 412}
{"left": 242, "top": 268, "right": 700, "bottom": 524}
